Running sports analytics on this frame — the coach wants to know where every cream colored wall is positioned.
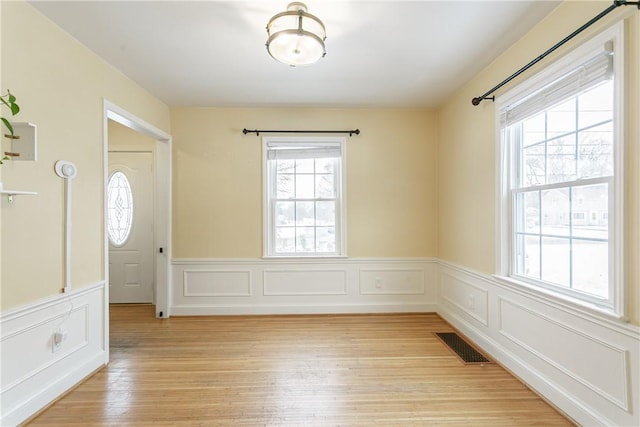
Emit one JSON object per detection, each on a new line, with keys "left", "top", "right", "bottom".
{"left": 0, "top": 1, "right": 170, "bottom": 310}
{"left": 437, "top": 1, "right": 640, "bottom": 324}
{"left": 108, "top": 120, "right": 156, "bottom": 150}
{"left": 171, "top": 107, "right": 437, "bottom": 259}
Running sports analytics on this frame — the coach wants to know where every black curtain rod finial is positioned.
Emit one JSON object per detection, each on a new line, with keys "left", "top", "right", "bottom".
{"left": 614, "top": 0, "right": 640, "bottom": 8}
{"left": 472, "top": 96, "right": 494, "bottom": 106}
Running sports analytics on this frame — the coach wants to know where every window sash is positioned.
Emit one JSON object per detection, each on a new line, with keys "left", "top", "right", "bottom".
{"left": 270, "top": 159, "right": 340, "bottom": 255}
{"left": 510, "top": 177, "right": 613, "bottom": 306}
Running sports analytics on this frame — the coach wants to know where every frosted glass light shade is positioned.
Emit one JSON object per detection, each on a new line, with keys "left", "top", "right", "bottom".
{"left": 266, "top": 2, "right": 326, "bottom": 66}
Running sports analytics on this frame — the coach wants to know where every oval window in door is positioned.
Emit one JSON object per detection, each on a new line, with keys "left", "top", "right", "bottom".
{"left": 107, "top": 170, "right": 134, "bottom": 246}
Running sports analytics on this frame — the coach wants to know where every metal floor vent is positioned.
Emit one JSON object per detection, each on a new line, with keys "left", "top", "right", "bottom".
{"left": 435, "top": 332, "right": 491, "bottom": 365}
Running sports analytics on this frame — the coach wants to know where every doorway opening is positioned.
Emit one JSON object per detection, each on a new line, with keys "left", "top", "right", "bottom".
{"left": 103, "top": 101, "right": 172, "bottom": 328}
{"left": 108, "top": 128, "right": 155, "bottom": 303}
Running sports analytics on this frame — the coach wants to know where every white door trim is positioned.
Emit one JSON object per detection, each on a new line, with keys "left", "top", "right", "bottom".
{"left": 102, "top": 101, "right": 172, "bottom": 340}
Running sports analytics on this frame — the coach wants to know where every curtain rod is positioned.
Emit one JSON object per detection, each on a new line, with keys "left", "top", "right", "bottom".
{"left": 242, "top": 128, "right": 360, "bottom": 137}
{"left": 472, "top": 0, "right": 639, "bottom": 106}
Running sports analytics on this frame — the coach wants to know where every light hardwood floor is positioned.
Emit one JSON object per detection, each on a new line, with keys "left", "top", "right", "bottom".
{"left": 27, "top": 305, "right": 574, "bottom": 426}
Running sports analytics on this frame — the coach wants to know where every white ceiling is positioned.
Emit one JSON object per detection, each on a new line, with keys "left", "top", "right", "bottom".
{"left": 28, "top": 0, "right": 561, "bottom": 108}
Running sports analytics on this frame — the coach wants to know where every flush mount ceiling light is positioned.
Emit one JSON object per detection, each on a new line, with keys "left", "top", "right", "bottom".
{"left": 266, "top": 2, "right": 326, "bottom": 67}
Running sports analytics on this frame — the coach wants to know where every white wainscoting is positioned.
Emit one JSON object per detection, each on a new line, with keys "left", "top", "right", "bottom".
{"left": 0, "top": 282, "right": 107, "bottom": 426}
{"left": 171, "top": 258, "right": 438, "bottom": 316}
{"left": 437, "top": 261, "right": 640, "bottom": 427}
{"left": 4, "top": 260, "right": 638, "bottom": 427}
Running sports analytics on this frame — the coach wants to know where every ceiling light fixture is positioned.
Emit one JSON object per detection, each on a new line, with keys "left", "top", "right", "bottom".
{"left": 266, "top": 2, "right": 326, "bottom": 67}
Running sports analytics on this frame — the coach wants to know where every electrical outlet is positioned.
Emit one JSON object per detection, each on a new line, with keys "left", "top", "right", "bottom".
{"left": 52, "top": 328, "right": 68, "bottom": 353}
{"left": 468, "top": 295, "right": 475, "bottom": 311}
{"left": 375, "top": 278, "right": 382, "bottom": 288}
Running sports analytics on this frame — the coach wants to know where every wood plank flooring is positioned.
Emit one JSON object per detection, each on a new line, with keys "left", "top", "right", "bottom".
{"left": 27, "top": 305, "right": 574, "bottom": 426}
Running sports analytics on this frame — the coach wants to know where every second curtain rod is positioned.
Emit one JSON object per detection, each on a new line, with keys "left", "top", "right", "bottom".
{"left": 243, "top": 128, "right": 360, "bottom": 137}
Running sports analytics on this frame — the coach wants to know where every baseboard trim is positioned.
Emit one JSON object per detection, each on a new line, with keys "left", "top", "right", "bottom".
{"left": 171, "top": 303, "right": 439, "bottom": 316}
{"left": 6, "top": 354, "right": 107, "bottom": 427}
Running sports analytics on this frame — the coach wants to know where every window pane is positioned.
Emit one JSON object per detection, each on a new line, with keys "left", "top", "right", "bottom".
{"left": 316, "top": 174, "right": 335, "bottom": 198}
{"left": 295, "top": 174, "right": 314, "bottom": 198}
{"left": 516, "top": 191, "right": 540, "bottom": 234}
{"left": 523, "top": 112, "right": 546, "bottom": 146}
{"left": 515, "top": 234, "right": 540, "bottom": 280}
{"left": 276, "top": 174, "right": 294, "bottom": 199}
{"left": 275, "top": 227, "right": 295, "bottom": 253}
{"left": 571, "top": 184, "right": 608, "bottom": 240}
{"left": 276, "top": 159, "right": 295, "bottom": 173}
{"left": 578, "top": 122, "right": 613, "bottom": 179}
{"left": 541, "top": 188, "right": 569, "bottom": 236}
{"left": 540, "top": 237, "right": 571, "bottom": 288}
{"left": 572, "top": 239, "right": 608, "bottom": 298}
{"left": 295, "top": 201, "right": 314, "bottom": 225}
{"left": 547, "top": 98, "right": 576, "bottom": 138}
{"left": 316, "top": 201, "right": 335, "bottom": 226}
{"left": 547, "top": 136, "right": 576, "bottom": 184}
{"left": 296, "top": 227, "right": 315, "bottom": 252}
{"left": 296, "top": 158, "right": 314, "bottom": 173}
{"left": 275, "top": 201, "right": 295, "bottom": 226}
{"left": 541, "top": 237, "right": 570, "bottom": 287}
{"left": 316, "top": 227, "right": 335, "bottom": 253}
{"left": 578, "top": 81, "right": 613, "bottom": 129}
{"left": 522, "top": 143, "right": 545, "bottom": 187}
{"left": 316, "top": 158, "right": 335, "bottom": 174}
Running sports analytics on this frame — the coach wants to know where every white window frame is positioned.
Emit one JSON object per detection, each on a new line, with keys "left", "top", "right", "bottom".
{"left": 263, "top": 136, "right": 347, "bottom": 258}
{"left": 495, "top": 22, "right": 625, "bottom": 317}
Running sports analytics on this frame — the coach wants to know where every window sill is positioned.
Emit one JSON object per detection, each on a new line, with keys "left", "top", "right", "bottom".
{"left": 262, "top": 255, "right": 348, "bottom": 260}
{"left": 491, "top": 274, "right": 627, "bottom": 324}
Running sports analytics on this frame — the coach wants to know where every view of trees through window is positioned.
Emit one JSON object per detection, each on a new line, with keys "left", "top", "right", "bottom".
{"left": 512, "top": 80, "right": 613, "bottom": 298}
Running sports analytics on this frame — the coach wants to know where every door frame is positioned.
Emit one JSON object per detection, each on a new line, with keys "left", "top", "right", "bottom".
{"left": 103, "top": 100, "right": 172, "bottom": 327}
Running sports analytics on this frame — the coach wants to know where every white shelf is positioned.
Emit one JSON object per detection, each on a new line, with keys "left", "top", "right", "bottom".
{"left": 0, "top": 189, "right": 37, "bottom": 196}
{"left": 0, "top": 183, "right": 37, "bottom": 203}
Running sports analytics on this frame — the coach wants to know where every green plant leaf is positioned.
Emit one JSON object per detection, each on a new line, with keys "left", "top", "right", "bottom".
{"left": 2, "top": 117, "right": 14, "bottom": 135}
{"left": 10, "top": 102, "right": 20, "bottom": 115}
{"left": 8, "top": 93, "right": 16, "bottom": 103}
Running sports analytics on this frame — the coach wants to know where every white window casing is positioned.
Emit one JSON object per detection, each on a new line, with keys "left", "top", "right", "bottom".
{"left": 495, "top": 21, "right": 625, "bottom": 318}
{"left": 263, "top": 136, "right": 347, "bottom": 258}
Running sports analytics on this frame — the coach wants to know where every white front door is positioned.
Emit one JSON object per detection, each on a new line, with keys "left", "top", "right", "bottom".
{"left": 108, "top": 151, "right": 154, "bottom": 303}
